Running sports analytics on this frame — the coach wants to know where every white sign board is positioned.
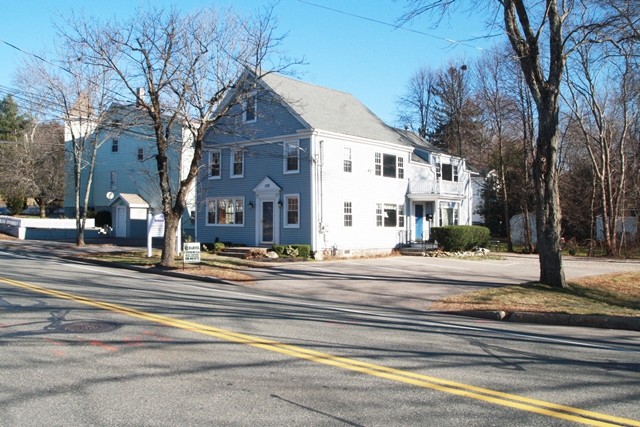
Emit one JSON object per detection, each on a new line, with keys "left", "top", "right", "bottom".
{"left": 148, "top": 214, "right": 165, "bottom": 237}
{"left": 183, "top": 242, "right": 201, "bottom": 264}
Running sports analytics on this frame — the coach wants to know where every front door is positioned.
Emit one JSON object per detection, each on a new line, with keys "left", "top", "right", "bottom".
{"left": 260, "top": 201, "right": 274, "bottom": 244}
{"left": 115, "top": 205, "right": 126, "bottom": 238}
{"left": 415, "top": 204, "right": 424, "bottom": 241}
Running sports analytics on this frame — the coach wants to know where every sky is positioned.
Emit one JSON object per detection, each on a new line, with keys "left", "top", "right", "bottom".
{"left": 0, "top": 0, "right": 494, "bottom": 125}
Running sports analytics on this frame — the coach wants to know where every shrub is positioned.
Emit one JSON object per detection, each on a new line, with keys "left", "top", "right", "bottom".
{"left": 201, "top": 241, "right": 225, "bottom": 254}
{"left": 431, "top": 225, "right": 490, "bottom": 252}
{"left": 272, "top": 244, "right": 311, "bottom": 259}
{"left": 95, "top": 210, "right": 112, "bottom": 227}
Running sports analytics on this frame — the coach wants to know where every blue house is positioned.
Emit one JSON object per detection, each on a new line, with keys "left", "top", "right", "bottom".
{"left": 63, "top": 99, "right": 195, "bottom": 239}
{"left": 196, "top": 71, "right": 473, "bottom": 257}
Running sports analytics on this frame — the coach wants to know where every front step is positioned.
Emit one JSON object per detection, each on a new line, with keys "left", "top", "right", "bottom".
{"left": 398, "top": 242, "right": 438, "bottom": 256}
{"left": 218, "top": 247, "right": 268, "bottom": 259}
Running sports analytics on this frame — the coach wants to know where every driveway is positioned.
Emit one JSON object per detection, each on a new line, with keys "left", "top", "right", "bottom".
{"left": 245, "top": 253, "right": 640, "bottom": 312}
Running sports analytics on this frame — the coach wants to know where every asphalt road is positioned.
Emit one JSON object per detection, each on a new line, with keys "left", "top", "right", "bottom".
{"left": 1, "top": 246, "right": 639, "bottom": 426}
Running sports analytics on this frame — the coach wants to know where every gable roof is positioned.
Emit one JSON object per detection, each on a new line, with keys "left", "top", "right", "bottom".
{"left": 109, "top": 193, "right": 149, "bottom": 208}
{"left": 260, "top": 73, "right": 417, "bottom": 148}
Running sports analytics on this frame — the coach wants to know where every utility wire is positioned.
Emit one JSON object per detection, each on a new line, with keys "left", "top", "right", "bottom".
{"left": 296, "top": 0, "right": 486, "bottom": 51}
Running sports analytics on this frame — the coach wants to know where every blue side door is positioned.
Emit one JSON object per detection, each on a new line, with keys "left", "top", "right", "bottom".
{"left": 415, "top": 204, "right": 423, "bottom": 241}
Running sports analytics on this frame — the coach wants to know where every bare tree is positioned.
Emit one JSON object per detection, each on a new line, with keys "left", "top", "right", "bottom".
{"left": 564, "top": 36, "right": 638, "bottom": 256}
{"left": 62, "top": 5, "right": 298, "bottom": 267}
{"left": 396, "top": 65, "right": 437, "bottom": 139}
{"left": 475, "top": 46, "right": 519, "bottom": 251}
{"left": 400, "top": 0, "right": 616, "bottom": 287}
{"left": 17, "top": 47, "right": 116, "bottom": 244}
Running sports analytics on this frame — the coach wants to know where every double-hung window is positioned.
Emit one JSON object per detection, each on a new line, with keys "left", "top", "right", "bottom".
{"left": 109, "top": 171, "right": 117, "bottom": 190}
{"left": 284, "top": 141, "right": 299, "bottom": 173}
{"left": 209, "top": 150, "right": 221, "bottom": 179}
{"left": 376, "top": 203, "right": 404, "bottom": 228}
{"left": 344, "top": 201, "right": 353, "bottom": 227}
{"left": 375, "top": 152, "right": 402, "bottom": 178}
{"left": 137, "top": 148, "right": 144, "bottom": 161}
{"left": 440, "top": 164, "right": 459, "bottom": 181}
{"left": 231, "top": 149, "right": 243, "bottom": 178}
{"left": 243, "top": 92, "right": 257, "bottom": 123}
{"left": 206, "top": 197, "right": 244, "bottom": 225}
{"left": 284, "top": 194, "right": 299, "bottom": 227}
{"left": 343, "top": 147, "right": 352, "bottom": 173}
{"left": 111, "top": 138, "right": 119, "bottom": 153}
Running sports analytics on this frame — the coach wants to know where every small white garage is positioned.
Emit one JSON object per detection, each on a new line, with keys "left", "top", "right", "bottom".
{"left": 109, "top": 193, "right": 150, "bottom": 238}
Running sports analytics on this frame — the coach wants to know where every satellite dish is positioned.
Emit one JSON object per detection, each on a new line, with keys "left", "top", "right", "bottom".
{"left": 106, "top": 191, "right": 115, "bottom": 201}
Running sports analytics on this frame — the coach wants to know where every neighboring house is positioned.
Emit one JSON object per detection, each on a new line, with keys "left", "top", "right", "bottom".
{"left": 63, "top": 100, "right": 195, "bottom": 239}
{"left": 196, "top": 71, "right": 473, "bottom": 257}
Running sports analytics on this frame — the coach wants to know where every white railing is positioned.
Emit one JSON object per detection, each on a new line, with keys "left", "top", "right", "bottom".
{"left": 408, "top": 179, "right": 464, "bottom": 196}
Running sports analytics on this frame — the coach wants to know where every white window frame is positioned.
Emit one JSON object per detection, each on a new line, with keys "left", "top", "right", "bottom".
{"left": 382, "top": 154, "right": 397, "bottom": 178}
{"left": 397, "top": 157, "right": 404, "bottom": 179}
{"left": 376, "top": 203, "right": 403, "bottom": 228}
{"left": 283, "top": 141, "right": 300, "bottom": 174}
{"left": 109, "top": 171, "right": 117, "bottom": 190}
{"left": 375, "top": 203, "right": 383, "bottom": 226}
{"left": 231, "top": 149, "right": 244, "bottom": 178}
{"left": 283, "top": 194, "right": 300, "bottom": 228}
{"left": 343, "top": 147, "right": 352, "bottom": 173}
{"left": 209, "top": 150, "right": 221, "bottom": 179}
{"left": 344, "top": 201, "right": 352, "bottom": 227}
{"left": 206, "top": 197, "right": 245, "bottom": 226}
{"left": 111, "top": 138, "right": 119, "bottom": 153}
{"left": 243, "top": 91, "right": 257, "bottom": 123}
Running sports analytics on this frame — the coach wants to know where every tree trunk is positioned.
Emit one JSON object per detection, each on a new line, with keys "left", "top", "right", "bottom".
{"left": 160, "top": 211, "right": 180, "bottom": 267}
{"left": 533, "top": 105, "right": 566, "bottom": 288}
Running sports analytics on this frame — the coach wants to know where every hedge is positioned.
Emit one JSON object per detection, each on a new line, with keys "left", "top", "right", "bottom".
{"left": 431, "top": 225, "right": 490, "bottom": 252}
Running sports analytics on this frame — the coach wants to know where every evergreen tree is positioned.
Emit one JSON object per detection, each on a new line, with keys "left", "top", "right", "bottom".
{"left": 0, "top": 95, "right": 29, "bottom": 142}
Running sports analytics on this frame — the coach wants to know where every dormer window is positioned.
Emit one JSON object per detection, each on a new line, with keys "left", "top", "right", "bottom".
{"left": 243, "top": 92, "right": 257, "bottom": 123}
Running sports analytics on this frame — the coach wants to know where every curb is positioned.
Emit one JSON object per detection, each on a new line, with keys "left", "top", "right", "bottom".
{"left": 443, "top": 310, "right": 640, "bottom": 332}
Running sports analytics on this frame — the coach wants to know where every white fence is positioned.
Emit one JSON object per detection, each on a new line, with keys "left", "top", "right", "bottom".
{"left": 0, "top": 216, "right": 95, "bottom": 239}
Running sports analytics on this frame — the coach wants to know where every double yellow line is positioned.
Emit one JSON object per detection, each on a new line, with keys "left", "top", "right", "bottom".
{"left": 1, "top": 276, "right": 638, "bottom": 427}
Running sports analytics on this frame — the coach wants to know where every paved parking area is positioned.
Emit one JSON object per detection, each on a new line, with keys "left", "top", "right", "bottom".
{"left": 246, "top": 253, "right": 640, "bottom": 312}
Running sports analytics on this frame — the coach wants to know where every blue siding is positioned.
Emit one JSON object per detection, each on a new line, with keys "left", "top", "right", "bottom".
{"left": 207, "top": 89, "right": 307, "bottom": 146}
{"left": 197, "top": 138, "right": 312, "bottom": 247}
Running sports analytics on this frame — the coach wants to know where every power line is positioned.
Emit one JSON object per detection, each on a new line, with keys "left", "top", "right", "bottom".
{"left": 296, "top": 0, "right": 486, "bottom": 51}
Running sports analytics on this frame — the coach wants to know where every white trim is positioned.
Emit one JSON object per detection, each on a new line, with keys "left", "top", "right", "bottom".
{"left": 283, "top": 193, "right": 300, "bottom": 228}
{"left": 283, "top": 140, "right": 300, "bottom": 174}
{"left": 208, "top": 149, "right": 221, "bottom": 180}
{"left": 205, "top": 196, "right": 245, "bottom": 226}
{"left": 242, "top": 91, "right": 257, "bottom": 123}
{"left": 230, "top": 149, "right": 244, "bottom": 178}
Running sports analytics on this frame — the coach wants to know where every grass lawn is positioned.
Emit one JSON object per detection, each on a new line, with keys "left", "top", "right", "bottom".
{"left": 432, "top": 272, "right": 640, "bottom": 317}
{"left": 83, "top": 250, "right": 261, "bottom": 283}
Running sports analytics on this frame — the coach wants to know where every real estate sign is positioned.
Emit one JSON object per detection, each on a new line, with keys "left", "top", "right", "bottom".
{"left": 183, "top": 242, "right": 201, "bottom": 264}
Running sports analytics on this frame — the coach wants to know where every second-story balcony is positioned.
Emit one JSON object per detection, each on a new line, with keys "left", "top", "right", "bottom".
{"left": 408, "top": 178, "right": 464, "bottom": 197}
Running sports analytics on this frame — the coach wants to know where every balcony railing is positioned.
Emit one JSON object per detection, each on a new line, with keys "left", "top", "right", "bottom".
{"left": 408, "top": 178, "right": 464, "bottom": 196}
